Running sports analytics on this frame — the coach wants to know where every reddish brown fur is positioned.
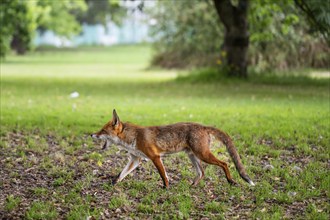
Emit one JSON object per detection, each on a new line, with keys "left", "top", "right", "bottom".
{"left": 92, "top": 110, "right": 254, "bottom": 188}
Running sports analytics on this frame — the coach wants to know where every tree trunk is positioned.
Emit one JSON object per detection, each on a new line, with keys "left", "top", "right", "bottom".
{"left": 213, "top": 0, "right": 249, "bottom": 78}
{"left": 10, "top": 34, "right": 27, "bottom": 55}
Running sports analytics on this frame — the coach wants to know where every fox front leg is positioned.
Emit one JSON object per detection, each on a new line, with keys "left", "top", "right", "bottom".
{"left": 112, "top": 154, "right": 141, "bottom": 185}
{"left": 151, "top": 156, "right": 169, "bottom": 189}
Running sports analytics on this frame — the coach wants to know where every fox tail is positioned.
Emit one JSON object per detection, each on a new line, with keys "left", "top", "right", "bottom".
{"left": 207, "top": 127, "right": 255, "bottom": 186}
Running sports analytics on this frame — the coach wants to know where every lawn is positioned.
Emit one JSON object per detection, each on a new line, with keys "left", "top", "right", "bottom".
{"left": 0, "top": 45, "right": 329, "bottom": 219}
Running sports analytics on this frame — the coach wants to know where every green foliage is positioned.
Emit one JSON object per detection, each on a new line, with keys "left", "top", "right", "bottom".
{"left": 36, "top": 0, "right": 87, "bottom": 37}
{"left": 0, "top": 0, "right": 128, "bottom": 58}
{"left": 0, "top": 0, "right": 36, "bottom": 56}
{"left": 149, "top": 0, "right": 329, "bottom": 72}
{"left": 249, "top": 0, "right": 300, "bottom": 43}
{"left": 77, "top": 0, "right": 126, "bottom": 26}
{"left": 148, "top": 0, "right": 223, "bottom": 68}
{"left": 294, "top": 0, "right": 330, "bottom": 40}
{"left": 0, "top": 0, "right": 87, "bottom": 57}
{"left": 249, "top": 0, "right": 329, "bottom": 72}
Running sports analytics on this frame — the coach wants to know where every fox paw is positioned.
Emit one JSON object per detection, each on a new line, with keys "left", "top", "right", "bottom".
{"left": 110, "top": 174, "right": 120, "bottom": 185}
{"left": 191, "top": 180, "right": 201, "bottom": 186}
{"left": 162, "top": 184, "right": 169, "bottom": 189}
{"left": 228, "top": 179, "right": 238, "bottom": 186}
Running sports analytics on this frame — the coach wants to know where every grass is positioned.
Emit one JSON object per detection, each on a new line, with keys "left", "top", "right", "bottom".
{"left": 4, "top": 195, "right": 21, "bottom": 212}
{"left": 25, "top": 201, "right": 58, "bottom": 220}
{"left": 0, "top": 44, "right": 329, "bottom": 219}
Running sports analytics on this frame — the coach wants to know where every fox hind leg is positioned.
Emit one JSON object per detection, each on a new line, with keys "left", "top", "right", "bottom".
{"left": 193, "top": 149, "right": 237, "bottom": 185}
{"left": 187, "top": 152, "right": 204, "bottom": 186}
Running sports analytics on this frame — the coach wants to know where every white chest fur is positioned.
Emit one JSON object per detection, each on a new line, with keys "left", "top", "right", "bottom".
{"left": 107, "top": 135, "right": 148, "bottom": 159}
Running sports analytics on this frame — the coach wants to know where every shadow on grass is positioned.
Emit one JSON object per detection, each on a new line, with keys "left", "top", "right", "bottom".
{"left": 176, "top": 68, "right": 329, "bottom": 87}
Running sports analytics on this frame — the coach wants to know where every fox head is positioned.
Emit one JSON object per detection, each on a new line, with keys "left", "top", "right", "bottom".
{"left": 91, "top": 109, "right": 123, "bottom": 148}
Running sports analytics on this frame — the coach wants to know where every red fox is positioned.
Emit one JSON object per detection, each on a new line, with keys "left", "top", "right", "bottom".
{"left": 91, "top": 109, "right": 255, "bottom": 188}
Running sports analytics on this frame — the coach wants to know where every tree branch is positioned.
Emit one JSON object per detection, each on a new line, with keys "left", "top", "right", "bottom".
{"left": 294, "top": 0, "right": 329, "bottom": 38}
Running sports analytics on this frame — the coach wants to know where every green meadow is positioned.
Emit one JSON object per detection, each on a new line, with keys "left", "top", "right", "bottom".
{"left": 0, "top": 45, "right": 329, "bottom": 219}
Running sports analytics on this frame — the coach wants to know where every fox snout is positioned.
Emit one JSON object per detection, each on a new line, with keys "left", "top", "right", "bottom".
{"left": 90, "top": 131, "right": 107, "bottom": 140}
{"left": 91, "top": 132, "right": 111, "bottom": 150}
{"left": 91, "top": 133, "right": 101, "bottom": 139}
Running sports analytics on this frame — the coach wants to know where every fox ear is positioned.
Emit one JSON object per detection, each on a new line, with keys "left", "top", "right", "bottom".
{"left": 112, "top": 109, "right": 120, "bottom": 126}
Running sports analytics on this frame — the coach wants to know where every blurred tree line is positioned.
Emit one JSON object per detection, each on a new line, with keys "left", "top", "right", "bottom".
{"left": 149, "top": 0, "right": 329, "bottom": 76}
{"left": 1, "top": 0, "right": 329, "bottom": 77}
{"left": 0, "top": 0, "right": 125, "bottom": 57}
